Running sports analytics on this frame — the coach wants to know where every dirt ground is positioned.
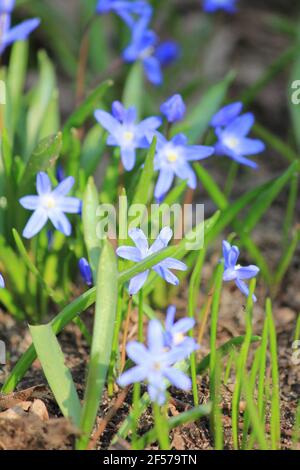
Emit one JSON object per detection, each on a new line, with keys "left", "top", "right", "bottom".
{"left": 0, "top": 0, "right": 300, "bottom": 450}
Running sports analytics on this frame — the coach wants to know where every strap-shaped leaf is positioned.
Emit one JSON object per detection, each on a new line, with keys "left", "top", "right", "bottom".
{"left": 29, "top": 324, "right": 82, "bottom": 426}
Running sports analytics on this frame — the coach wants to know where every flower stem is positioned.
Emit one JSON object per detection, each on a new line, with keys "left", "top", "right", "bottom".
{"left": 153, "top": 402, "right": 170, "bottom": 450}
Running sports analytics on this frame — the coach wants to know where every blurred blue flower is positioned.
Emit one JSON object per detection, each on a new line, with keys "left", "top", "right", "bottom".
{"left": 211, "top": 102, "right": 243, "bottom": 128}
{"left": 118, "top": 318, "right": 192, "bottom": 404}
{"left": 96, "top": 0, "right": 152, "bottom": 29}
{"left": 164, "top": 305, "right": 199, "bottom": 353}
{"left": 95, "top": 101, "right": 161, "bottom": 171}
{"left": 222, "top": 240, "right": 259, "bottom": 301}
{"left": 116, "top": 227, "right": 187, "bottom": 295}
{"left": 79, "top": 258, "right": 93, "bottom": 287}
{"left": 160, "top": 94, "right": 186, "bottom": 123}
{"left": 153, "top": 132, "right": 214, "bottom": 200}
{"left": 0, "top": 274, "right": 5, "bottom": 288}
{"left": 212, "top": 109, "right": 265, "bottom": 169}
{"left": 203, "top": 0, "right": 237, "bottom": 14}
{"left": 0, "top": 0, "right": 40, "bottom": 54}
{"left": 56, "top": 164, "right": 65, "bottom": 183}
{"left": 19, "top": 172, "right": 81, "bottom": 239}
{"left": 123, "top": 28, "right": 179, "bottom": 86}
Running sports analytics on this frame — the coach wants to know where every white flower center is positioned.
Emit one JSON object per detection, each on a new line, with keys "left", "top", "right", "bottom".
{"left": 42, "top": 195, "right": 56, "bottom": 210}
{"left": 123, "top": 130, "right": 134, "bottom": 143}
{"left": 166, "top": 149, "right": 179, "bottom": 163}
{"left": 140, "top": 46, "right": 155, "bottom": 60}
{"left": 234, "top": 264, "right": 241, "bottom": 270}
{"left": 173, "top": 332, "right": 185, "bottom": 345}
{"left": 152, "top": 361, "right": 162, "bottom": 371}
{"left": 223, "top": 135, "right": 239, "bottom": 150}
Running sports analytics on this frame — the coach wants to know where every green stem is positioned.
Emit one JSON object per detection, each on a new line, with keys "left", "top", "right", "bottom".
{"left": 153, "top": 403, "right": 170, "bottom": 450}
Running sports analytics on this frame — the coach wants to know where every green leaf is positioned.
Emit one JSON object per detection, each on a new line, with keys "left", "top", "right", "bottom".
{"left": 12, "top": 228, "right": 62, "bottom": 304}
{"left": 20, "top": 133, "right": 62, "bottom": 191}
{"left": 6, "top": 41, "right": 28, "bottom": 137}
{"left": 240, "top": 161, "right": 298, "bottom": 233}
{"left": 123, "top": 62, "right": 144, "bottom": 120}
{"left": 173, "top": 72, "right": 235, "bottom": 143}
{"left": 26, "top": 51, "right": 57, "bottom": 157}
{"left": 82, "top": 177, "right": 101, "bottom": 281}
{"left": 62, "top": 80, "right": 113, "bottom": 151}
{"left": 131, "top": 137, "right": 156, "bottom": 207}
{"left": 29, "top": 324, "right": 82, "bottom": 426}
{"left": 197, "top": 335, "right": 261, "bottom": 375}
{"left": 76, "top": 240, "right": 118, "bottom": 449}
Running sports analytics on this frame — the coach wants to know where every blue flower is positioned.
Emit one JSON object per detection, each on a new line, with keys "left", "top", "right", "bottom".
{"left": 123, "top": 27, "right": 179, "bottom": 86}
{"left": 160, "top": 94, "right": 186, "bottom": 123}
{"left": 19, "top": 172, "right": 82, "bottom": 239}
{"left": 0, "top": 273, "right": 5, "bottom": 288}
{"left": 164, "top": 305, "right": 199, "bottom": 353}
{"left": 118, "top": 319, "right": 192, "bottom": 404}
{"left": 212, "top": 107, "right": 265, "bottom": 169}
{"left": 79, "top": 258, "right": 93, "bottom": 287}
{"left": 203, "top": 0, "right": 237, "bottom": 14}
{"left": 116, "top": 227, "right": 187, "bottom": 295}
{"left": 96, "top": 0, "right": 152, "bottom": 29}
{"left": 94, "top": 101, "right": 161, "bottom": 171}
{"left": 222, "top": 240, "right": 259, "bottom": 301}
{"left": 0, "top": 0, "right": 40, "bottom": 54}
{"left": 153, "top": 132, "right": 214, "bottom": 200}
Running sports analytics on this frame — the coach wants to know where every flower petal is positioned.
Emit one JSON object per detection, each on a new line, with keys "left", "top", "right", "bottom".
{"left": 58, "top": 197, "right": 81, "bottom": 213}
{"left": 165, "top": 305, "right": 176, "bottom": 330}
{"left": 22, "top": 208, "right": 48, "bottom": 239}
{"left": 52, "top": 176, "right": 75, "bottom": 197}
{"left": 121, "top": 147, "right": 136, "bottom": 171}
{"left": 128, "top": 270, "right": 149, "bottom": 295}
{"left": 236, "top": 265, "right": 260, "bottom": 280}
{"left": 94, "top": 109, "right": 121, "bottom": 136}
{"left": 143, "top": 56, "right": 162, "bottom": 86}
{"left": 128, "top": 228, "right": 148, "bottom": 254}
{"left": 226, "top": 113, "right": 255, "bottom": 137}
{"left": 164, "top": 367, "right": 191, "bottom": 391}
{"left": 149, "top": 226, "right": 173, "bottom": 254}
{"left": 117, "top": 366, "right": 147, "bottom": 387}
{"left": 235, "top": 279, "right": 257, "bottom": 302}
{"left": 172, "top": 317, "right": 195, "bottom": 335}
{"left": 154, "top": 168, "right": 174, "bottom": 200}
{"left": 160, "top": 257, "right": 187, "bottom": 271}
{"left": 48, "top": 209, "right": 72, "bottom": 236}
{"left": 3, "top": 18, "right": 40, "bottom": 47}
{"left": 147, "top": 319, "right": 164, "bottom": 351}
{"left": 153, "top": 265, "right": 179, "bottom": 286}
{"left": 19, "top": 195, "right": 40, "bottom": 210}
{"left": 211, "top": 102, "right": 243, "bottom": 128}
{"left": 116, "top": 246, "right": 142, "bottom": 262}
{"left": 0, "top": 274, "right": 5, "bottom": 288}
{"left": 126, "top": 341, "right": 150, "bottom": 364}
{"left": 36, "top": 172, "right": 51, "bottom": 195}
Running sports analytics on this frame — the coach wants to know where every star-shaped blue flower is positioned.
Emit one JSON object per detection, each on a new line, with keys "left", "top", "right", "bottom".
{"left": 203, "top": 0, "right": 238, "bottom": 14}
{"left": 164, "top": 305, "right": 199, "bottom": 354}
{"left": 0, "top": 0, "right": 40, "bottom": 55}
{"left": 94, "top": 101, "right": 161, "bottom": 171}
{"left": 19, "top": 172, "right": 82, "bottom": 239}
{"left": 122, "top": 27, "right": 179, "bottom": 86}
{"left": 118, "top": 318, "right": 192, "bottom": 404}
{"left": 222, "top": 240, "right": 259, "bottom": 301}
{"left": 116, "top": 227, "right": 187, "bottom": 295}
{"left": 153, "top": 132, "right": 214, "bottom": 200}
{"left": 211, "top": 103, "right": 265, "bottom": 169}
